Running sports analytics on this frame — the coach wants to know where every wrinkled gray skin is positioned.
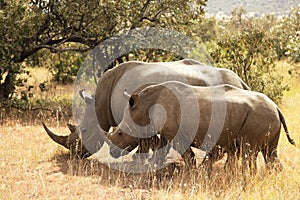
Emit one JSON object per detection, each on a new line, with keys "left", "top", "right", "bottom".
{"left": 108, "top": 81, "right": 295, "bottom": 171}
{"left": 42, "top": 90, "right": 107, "bottom": 159}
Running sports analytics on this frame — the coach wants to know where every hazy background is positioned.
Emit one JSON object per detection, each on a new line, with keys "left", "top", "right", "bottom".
{"left": 206, "top": 0, "right": 300, "bottom": 17}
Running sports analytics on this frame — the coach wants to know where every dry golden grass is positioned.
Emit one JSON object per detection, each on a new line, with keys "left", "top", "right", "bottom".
{"left": 1, "top": 63, "right": 299, "bottom": 200}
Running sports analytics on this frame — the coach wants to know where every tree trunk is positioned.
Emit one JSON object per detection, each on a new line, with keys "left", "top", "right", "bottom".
{"left": 0, "top": 71, "right": 16, "bottom": 102}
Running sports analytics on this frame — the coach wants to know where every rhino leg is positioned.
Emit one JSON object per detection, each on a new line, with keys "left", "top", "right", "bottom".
{"left": 261, "top": 130, "right": 283, "bottom": 171}
{"left": 224, "top": 149, "right": 240, "bottom": 174}
{"left": 199, "top": 146, "right": 225, "bottom": 178}
{"left": 182, "top": 148, "right": 196, "bottom": 168}
{"left": 262, "top": 148, "right": 283, "bottom": 171}
{"left": 149, "top": 136, "right": 170, "bottom": 165}
{"left": 133, "top": 138, "right": 153, "bottom": 161}
{"left": 134, "top": 135, "right": 169, "bottom": 163}
{"left": 240, "top": 150, "right": 258, "bottom": 176}
{"left": 199, "top": 153, "right": 213, "bottom": 178}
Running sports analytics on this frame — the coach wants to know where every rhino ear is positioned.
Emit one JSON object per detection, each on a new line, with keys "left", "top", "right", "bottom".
{"left": 129, "top": 94, "right": 138, "bottom": 109}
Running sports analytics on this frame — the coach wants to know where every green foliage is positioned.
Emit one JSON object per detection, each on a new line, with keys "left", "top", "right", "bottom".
{"left": 49, "top": 51, "right": 83, "bottom": 84}
{"left": 270, "top": 6, "right": 300, "bottom": 60}
{"left": 0, "top": 0, "right": 207, "bottom": 104}
{"left": 1, "top": 0, "right": 298, "bottom": 108}
{"left": 210, "top": 21, "right": 288, "bottom": 104}
{"left": 286, "top": 31, "right": 300, "bottom": 63}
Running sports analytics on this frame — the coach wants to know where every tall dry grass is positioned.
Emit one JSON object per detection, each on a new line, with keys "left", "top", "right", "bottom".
{"left": 0, "top": 62, "right": 299, "bottom": 199}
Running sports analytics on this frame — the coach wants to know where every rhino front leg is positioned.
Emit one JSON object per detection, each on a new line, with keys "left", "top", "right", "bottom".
{"left": 132, "top": 135, "right": 164, "bottom": 161}
{"left": 150, "top": 136, "right": 170, "bottom": 164}
{"left": 182, "top": 148, "right": 196, "bottom": 168}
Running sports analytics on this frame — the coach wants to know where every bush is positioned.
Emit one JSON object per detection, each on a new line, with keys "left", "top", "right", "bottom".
{"left": 210, "top": 28, "right": 289, "bottom": 104}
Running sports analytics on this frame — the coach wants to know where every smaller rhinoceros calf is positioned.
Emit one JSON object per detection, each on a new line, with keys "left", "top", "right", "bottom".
{"left": 108, "top": 81, "right": 295, "bottom": 172}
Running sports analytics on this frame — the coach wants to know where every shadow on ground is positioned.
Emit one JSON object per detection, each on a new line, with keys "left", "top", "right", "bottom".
{"left": 49, "top": 150, "right": 259, "bottom": 193}
{"left": 50, "top": 152, "right": 196, "bottom": 190}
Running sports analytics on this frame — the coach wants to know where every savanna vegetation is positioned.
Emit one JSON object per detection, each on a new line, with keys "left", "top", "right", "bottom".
{"left": 0, "top": 0, "right": 299, "bottom": 199}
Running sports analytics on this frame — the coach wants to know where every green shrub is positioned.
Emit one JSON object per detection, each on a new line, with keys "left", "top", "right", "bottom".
{"left": 210, "top": 28, "right": 289, "bottom": 104}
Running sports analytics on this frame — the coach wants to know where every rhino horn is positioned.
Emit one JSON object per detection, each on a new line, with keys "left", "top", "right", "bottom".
{"left": 123, "top": 89, "right": 131, "bottom": 100}
{"left": 42, "top": 122, "right": 69, "bottom": 149}
{"left": 67, "top": 123, "right": 77, "bottom": 133}
{"left": 79, "top": 89, "right": 94, "bottom": 103}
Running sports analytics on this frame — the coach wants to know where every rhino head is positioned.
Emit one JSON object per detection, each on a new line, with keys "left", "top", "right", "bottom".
{"left": 42, "top": 90, "right": 107, "bottom": 159}
{"left": 42, "top": 122, "right": 91, "bottom": 158}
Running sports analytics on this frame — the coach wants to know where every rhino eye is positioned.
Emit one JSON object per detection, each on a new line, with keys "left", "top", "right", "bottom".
{"left": 129, "top": 97, "right": 135, "bottom": 107}
{"left": 118, "top": 131, "right": 122, "bottom": 136}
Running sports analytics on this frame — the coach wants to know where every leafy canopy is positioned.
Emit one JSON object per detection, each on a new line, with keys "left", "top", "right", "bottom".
{"left": 0, "top": 0, "right": 207, "bottom": 102}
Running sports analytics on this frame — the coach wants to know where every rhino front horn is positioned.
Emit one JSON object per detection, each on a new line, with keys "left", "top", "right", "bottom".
{"left": 42, "top": 122, "right": 69, "bottom": 149}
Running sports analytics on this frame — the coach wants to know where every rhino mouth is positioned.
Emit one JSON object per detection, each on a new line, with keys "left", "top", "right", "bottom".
{"left": 70, "top": 140, "right": 92, "bottom": 159}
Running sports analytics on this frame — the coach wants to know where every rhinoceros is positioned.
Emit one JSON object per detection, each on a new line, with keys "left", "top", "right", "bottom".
{"left": 42, "top": 90, "right": 107, "bottom": 158}
{"left": 108, "top": 81, "right": 295, "bottom": 171}
{"left": 44, "top": 59, "right": 250, "bottom": 159}
{"left": 94, "top": 59, "right": 250, "bottom": 161}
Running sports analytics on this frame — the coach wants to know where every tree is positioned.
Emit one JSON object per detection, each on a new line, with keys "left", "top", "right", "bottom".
{"left": 286, "top": 31, "right": 300, "bottom": 63}
{"left": 0, "top": 0, "right": 207, "bottom": 101}
{"left": 284, "top": 6, "right": 300, "bottom": 64}
{"left": 270, "top": 6, "right": 300, "bottom": 60}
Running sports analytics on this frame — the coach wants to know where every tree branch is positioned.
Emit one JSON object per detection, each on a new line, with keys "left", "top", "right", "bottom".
{"left": 39, "top": 45, "right": 92, "bottom": 53}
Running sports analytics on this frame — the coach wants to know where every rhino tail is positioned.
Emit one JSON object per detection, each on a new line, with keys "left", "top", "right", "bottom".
{"left": 277, "top": 108, "right": 296, "bottom": 146}
{"left": 42, "top": 122, "right": 69, "bottom": 149}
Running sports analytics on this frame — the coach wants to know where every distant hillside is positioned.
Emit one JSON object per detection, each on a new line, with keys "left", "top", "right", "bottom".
{"left": 205, "top": 0, "right": 299, "bottom": 17}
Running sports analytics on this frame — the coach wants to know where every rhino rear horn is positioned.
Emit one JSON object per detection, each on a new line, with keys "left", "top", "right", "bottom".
{"left": 42, "top": 122, "right": 69, "bottom": 149}
{"left": 67, "top": 123, "right": 77, "bottom": 133}
{"left": 123, "top": 89, "right": 131, "bottom": 100}
{"left": 79, "top": 90, "right": 94, "bottom": 104}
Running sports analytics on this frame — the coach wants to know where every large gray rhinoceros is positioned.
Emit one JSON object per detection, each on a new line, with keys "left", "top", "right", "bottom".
{"left": 108, "top": 81, "right": 295, "bottom": 171}
{"left": 42, "top": 90, "right": 107, "bottom": 158}
{"left": 95, "top": 59, "right": 250, "bottom": 133}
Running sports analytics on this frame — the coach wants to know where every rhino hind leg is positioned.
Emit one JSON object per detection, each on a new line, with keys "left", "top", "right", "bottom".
{"left": 182, "top": 148, "right": 196, "bottom": 168}
{"left": 262, "top": 148, "right": 283, "bottom": 171}
{"left": 261, "top": 129, "right": 283, "bottom": 171}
